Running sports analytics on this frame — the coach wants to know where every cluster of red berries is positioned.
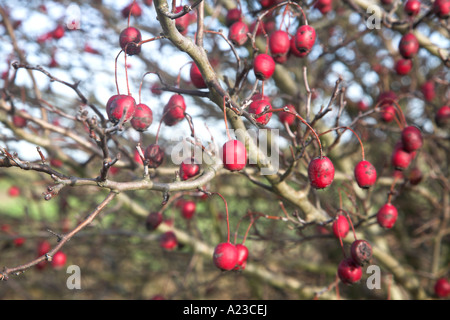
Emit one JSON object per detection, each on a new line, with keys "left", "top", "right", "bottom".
{"left": 35, "top": 240, "right": 67, "bottom": 270}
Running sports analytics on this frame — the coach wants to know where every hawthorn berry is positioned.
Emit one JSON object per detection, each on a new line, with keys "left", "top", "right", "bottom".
{"left": 278, "top": 104, "right": 297, "bottom": 126}
{"left": 144, "top": 144, "right": 165, "bottom": 168}
{"left": 315, "top": 0, "right": 333, "bottom": 14}
{"left": 181, "top": 200, "right": 196, "bottom": 219}
{"left": 294, "top": 25, "right": 316, "bottom": 57}
{"left": 401, "top": 126, "right": 423, "bottom": 152}
{"left": 225, "top": 8, "right": 242, "bottom": 27}
{"left": 119, "top": 27, "right": 142, "bottom": 55}
{"left": 107, "top": 94, "right": 136, "bottom": 124}
{"left": 213, "top": 242, "right": 238, "bottom": 271}
{"left": 162, "top": 94, "right": 186, "bottom": 126}
{"left": 12, "top": 111, "right": 28, "bottom": 128}
{"left": 253, "top": 53, "right": 276, "bottom": 80}
{"left": 350, "top": 239, "right": 373, "bottom": 266}
{"left": 179, "top": 157, "right": 200, "bottom": 180}
{"left": 332, "top": 214, "right": 349, "bottom": 239}
{"left": 159, "top": 231, "right": 178, "bottom": 250}
{"left": 130, "top": 103, "right": 153, "bottom": 132}
{"left": 269, "top": 30, "right": 290, "bottom": 64}
{"left": 8, "top": 185, "right": 20, "bottom": 197}
{"left": 175, "top": 6, "right": 191, "bottom": 35}
{"left": 51, "top": 251, "right": 67, "bottom": 269}
{"left": 354, "top": 160, "right": 377, "bottom": 189}
{"left": 337, "top": 257, "right": 363, "bottom": 284}
{"left": 404, "top": 0, "right": 421, "bottom": 16}
{"left": 435, "top": 105, "right": 450, "bottom": 128}
{"left": 434, "top": 278, "right": 450, "bottom": 298}
{"left": 221, "top": 139, "right": 247, "bottom": 171}
{"left": 408, "top": 167, "right": 423, "bottom": 185}
{"left": 421, "top": 81, "right": 435, "bottom": 101}
{"left": 248, "top": 98, "right": 273, "bottom": 125}
{"left": 146, "top": 211, "right": 163, "bottom": 231}
{"left": 308, "top": 156, "right": 335, "bottom": 189}
{"left": 377, "top": 203, "right": 398, "bottom": 229}
{"left": 121, "top": 2, "right": 142, "bottom": 18}
{"left": 395, "top": 58, "right": 413, "bottom": 75}
{"left": 228, "top": 21, "right": 249, "bottom": 46}
{"left": 399, "top": 33, "right": 419, "bottom": 59}
{"left": 433, "top": 0, "right": 450, "bottom": 19}
{"left": 234, "top": 244, "right": 249, "bottom": 271}
{"left": 190, "top": 62, "right": 207, "bottom": 89}
{"left": 381, "top": 104, "right": 396, "bottom": 123}
{"left": 391, "top": 143, "right": 412, "bottom": 171}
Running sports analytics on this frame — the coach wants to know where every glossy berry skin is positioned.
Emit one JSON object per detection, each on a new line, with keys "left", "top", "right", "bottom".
{"left": 159, "top": 231, "right": 178, "bottom": 250}
{"left": 354, "top": 160, "right": 377, "bottom": 189}
{"left": 222, "top": 140, "right": 247, "bottom": 171}
{"left": 190, "top": 63, "right": 207, "bottom": 88}
{"left": 51, "top": 251, "right": 67, "bottom": 269}
{"left": 401, "top": 126, "right": 423, "bottom": 152}
{"left": 433, "top": 0, "right": 450, "bottom": 19}
{"left": 337, "top": 258, "right": 363, "bottom": 285}
{"left": 253, "top": 54, "right": 276, "bottom": 80}
{"left": 391, "top": 144, "right": 412, "bottom": 170}
{"left": 294, "top": 25, "right": 316, "bottom": 57}
{"left": 435, "top": 105, "right": 450, "bottom": 128}
{"left": 234, "top": 244, "right": 249, "bottom": 271}
{"left": 289, "top": 36, "right": 306, "bottom": 58}
{"left": 248, "top": 98, "right": 273, "bottom": 125}
{"left": 395, "top": 58, "right": 413, "bottom": 75}
{"left": 404, "top": 0, "right": 421, "bottom": 16}
{"left": 399, "top": 33, "right": 419, "bottom": 59}
{"left": 144, "top": 144, "right": 164, "bottom": 168}
{"left": 225, "top": 8, "right": 242, "bottom": 27}
{"left": 228, "top": 21, "right": 249, "bottom": 46}
{"left": 121, "top": 2, "right": 142, "bottom": 18}
{"left": 434, "top": 278, "right": 450, "bottom": 298}
{"left": 332, "top": 215, "right": 349, "bottom": 239}
{"left": 421, "top": 81, "right": 435, "bottom": 101}
{"left": 181, "top": 200, "right": 196, "bottom": 219}
{"left": 377, "top": 203, "right": 398, "bottom": 229}
{"left": 180, "top": 158, "right": 200, "bottom": 180}
{"left": 107, "top": 95, "right": 136, "bottom": 124}
{"left": 308, "top": 156, "right": 335, "bottom": 189}
{"left": 278, "top": 104, "right": 297, "bottom": 126}
{"left": 119, "top": 27, "right": 142, "bottom": 55}
{"left": 130, "top": 103, "right": 153, "bottom": 131}
{"left": 350, "top": 239, "right": 373, "bottom": 266}
{"left": 269, "top": 30, "right": 290, "bottom": 63}
{"left": 163, "top": 94, "right": 186, "bottom": 126}
{"left": 146, "top": 211, "right": 163, "bottom": 231}
{"left": 381, "top": 105, "right": 396, "bottom": 123}
{"left": 213, "top": 242, "right": 238, "bottom": 271}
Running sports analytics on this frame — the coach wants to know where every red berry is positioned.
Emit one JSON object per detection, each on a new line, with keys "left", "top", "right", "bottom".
{"left": 12, "top": 111, "right": 28, "bottom": 128}
{"left": 421, "top": 81, "right": 435, "bottom": 101}
{"left": 381, "top": 105, "right": 396, "bottom": 123}
{"left": 248, "top": 98, "right": 273, "bottom": 125}
{"left": 435, "top": 105, "right": 450, "bottom": 128}
{"left": 189, "top": 62, "right": 207, "bottom": 88}
{"left": 52, "top": 25, "right": 65, "bottom": 40}
{"left": 159, "top": 231, "right": 178, "bottom": 250}
{"left": 175, "top": 6, "right": 191, "bottom": 35}
{"left": 121, "top": 2, "right": 142, "bottom": 18}
{"left": 259, "top": 0, "right": 276, "bottom": 8}
{"left": 337, "top": 257, "right": 363, "bottom": 284}
{"left": 357, "top": 100, "right": 369, "bottom": 112}
{"left": 163, "top": 94, "right": 186, "bottom": 126}
{"left": 14, "top": 237, "right": 25, "bottom": 247}
{"left": 181, "top": 200, "right": 196, "bottom": 219}
{"left": 221, "top": 140, "right": 247, "bottom": 171}
{"left": 130, "top": 103, "right": 153, "bottom": 132}
{"left": 404, "top": 0, "right": 421, "bottom": 16}
{"left": 144, "top": 144, "right": 165, "bottom": 168}
{"left": 37, "top": 240, "right": 52, "bottom": 256}
{"left": 150, "top": 83, "right": 163, "bottom": 95}
{"left": 350, "top": 239, "right": 373, "bottom": 265}
{"left": 225, "top": 8, "right": 242, "bottom": 27}
{"left": 354, "top": 160, "right": 377, "bottom": 189}
{"left": 228, "top": 21, "right": 249, "bottom": 46}
{"left": 395, "top": 58, "right": 413, "bottom": 75}
{"left": 119, "top": 27, "right": 142, "bottom": 55}
{"left": 401, "top": 126, "right": 423, "bottom": 152}
{"left": 146, "top": 212, "right": 163, "bottom": 231}
{"left": 391, "top": 143, "right": 412, "bottom": 170}
{"left": 234, "top": 244, "right": 249, "bottom": 270}
{"left": 51, "top": 251, "right": 67, "bottom": 269}
{"left": 278, "top": 104, "right": 297, "bottom": 126}
{"left": 308, "top": 156, "right": 335, "bottom": 189}
{"left": 213, "top": 242, "right": 238, "bottom": 271}
{"left": 408, "top": 167, "right": 423, "bottom": 185}
{"left": 269, "top": 30, "right": 290, "bottom": 64}
{"left": 253, "top": 53, "right": 276, "bottom": 80}
{"left": 180, "top": 157, "right": 200, "bottom": 180}
{"left": 433, "top": 0, "right": 450, "bottom": 19}
{"left": 315, "top": 0, "right": 333, "bottom": 14}
{"left": 434, "top": 278, "right": 450, "bottom": 298}
{"left": 332, "top": 214, "right": 349, "bottom": 239}
{"left": 377, "top": 203, "right": 398, "bottom": 229}
{"left": 289, "top": 36, "right": 306, "bottom": 58}
{"left": 8, "top": 186, "right": 20, "bottom": 197}
{"left": 399, "top": 33, "right": 419, "bottom": 59}
{"left": 107, "top": 95, "right": 136, "bottom": 124}
{"left": 294, "top": 25, "right": 316, "bottom": 57}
